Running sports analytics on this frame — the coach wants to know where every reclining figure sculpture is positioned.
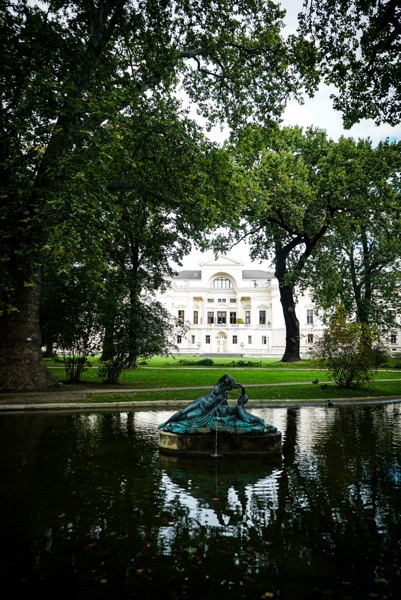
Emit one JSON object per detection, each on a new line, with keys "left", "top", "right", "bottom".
{"left": 157, "top": 373, "right": 277, "bottom": 434}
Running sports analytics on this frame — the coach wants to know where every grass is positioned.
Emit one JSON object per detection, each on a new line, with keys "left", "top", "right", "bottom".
{"left": 43, "top": 355, "right": 401, "bottom": 403}
{"left": 81, "top": 381, "right": 401, "bottom": 404}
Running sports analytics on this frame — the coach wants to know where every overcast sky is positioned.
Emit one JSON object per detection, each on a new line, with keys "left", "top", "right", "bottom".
{"left": 178, "top": 0, "right": 401, "bottom": 269}
{"left": 280, "top": 0, "right": 401, "bottom": 146}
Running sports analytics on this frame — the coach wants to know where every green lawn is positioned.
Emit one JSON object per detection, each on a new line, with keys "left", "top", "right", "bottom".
{"left": 43, "top": 355, "right": 401, "bottom": 403}
{"left": 83, "top": 381, "right": 401, "bottom": 404}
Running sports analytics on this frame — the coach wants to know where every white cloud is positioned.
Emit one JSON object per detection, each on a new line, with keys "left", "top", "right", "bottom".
{"left": 279, "top": 0, "right": 400, "bottom": 144}
{"left": 283, "top": 84, "right": 401, "bottom": 145}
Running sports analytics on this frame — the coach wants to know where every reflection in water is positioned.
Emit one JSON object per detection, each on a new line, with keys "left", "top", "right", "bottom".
{"left": 159, "top": 454, "right": 282, "bottom": 534}
{"left": 0, "top": 404, "right": 400, "bottom": 599}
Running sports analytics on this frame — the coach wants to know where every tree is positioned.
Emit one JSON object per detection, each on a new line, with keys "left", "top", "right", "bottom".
{"left": 98, "top": 96, "right": 237, "bottom": 367}
{"left": 303, "top": 138, "right": 401, "bottom": 334}
{"left": 98, "top": 298, "right": 187, "bottom": 385}
{"left": 313, "top": 304, "right": 381, "bottom": 388}
{"left": 222, "top": 125, "right": 349, "bottom": 362}
{"left": 1, "top": 0, "right": 311, "bottom": 390}
{"left": 41, "top": 264, "right": 104, "bottom": 383}
{"left": 299, "top": 0, "right": 401, "bottom": 127}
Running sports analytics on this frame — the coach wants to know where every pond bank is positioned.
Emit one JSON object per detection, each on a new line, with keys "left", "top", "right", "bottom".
{"left": 0, "top": 384, "right": 400, "bottom": 412}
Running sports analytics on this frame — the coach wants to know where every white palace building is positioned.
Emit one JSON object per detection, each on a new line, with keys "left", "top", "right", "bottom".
{"left": 158, "top": 254, "right": 323, "bottom": 358}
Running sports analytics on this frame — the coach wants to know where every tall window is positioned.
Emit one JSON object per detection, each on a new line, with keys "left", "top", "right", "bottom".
{"left": 232, "top": 335, "right": 238, "bottom": 344}
{"left": 391, "top": 333, "right": 397, "bottom": 344}
{"left": 262, "top": 336, "right": 267, "bottom": 345}
{"left": 177, "top": 335, "right": 182, "bottom": 344}
{"left": 207, "top": 311, "right": 214, "bottom": 324}
{"left": 178, "top": 310, "right": 185, "bottom": 322}
{"left": 308, "top": 334, "right": 314, "bottom": 344}
{"left": 245, "top": 310, "right": 251, "bottom": 324}
{"left": 193, "top": 310, "right": 198, "bottom": 324}
{"left": 191, "top": 335, "right": 195, "bottom": 344}
{"left": 259, "top": 310, "right": 266, "bottom": 325}
{"left": 217, "top": 311, "right": 226, "bottom": 324}
{"left": 206, "top": 335, "right": 211, "bottom": 344}
{"left": 248, "top": 335, "right": 252, "bottom": 344}
{"left": 211, "top": 277, "right": 233, "bottom": 289}
{"left": 230, "top": 312, "right": 237, "bottom": 324}
{"left": 307, "top": 309, "right": 314, "bottom": 324}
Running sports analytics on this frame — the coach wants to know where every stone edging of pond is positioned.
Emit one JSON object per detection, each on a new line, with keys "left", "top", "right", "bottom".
{"left": 0, "top": 396, "right": 400, "bottom": 412}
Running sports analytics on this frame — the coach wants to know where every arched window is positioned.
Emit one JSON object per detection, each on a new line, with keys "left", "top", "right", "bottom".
{"left": 211, "top": 277, "right": 233, "bottom": 289}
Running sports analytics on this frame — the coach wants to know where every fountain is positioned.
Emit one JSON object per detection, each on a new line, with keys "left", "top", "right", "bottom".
{"left": 158, "top": 374, "right": 282, "bottom": 457}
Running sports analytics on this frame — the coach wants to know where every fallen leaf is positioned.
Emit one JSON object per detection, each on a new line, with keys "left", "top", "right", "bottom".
{"left": 84, "top": 543, "right": 97, "bottom": 550}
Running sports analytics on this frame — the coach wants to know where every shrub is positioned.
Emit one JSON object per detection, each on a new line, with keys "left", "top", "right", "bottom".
{"left": 313, "top": 305, "right": 381, "bottom": 389}
{"left": 228, "top": 360, "right": 262, "bottom": 367}
{"left": 196, "top": 358, "right": 214, "bottom": 366}
{"left": 98, "top": 355, "right": 126, "bottom": 385}
{"left": 63, "top": 354, "right": 93, "bottom": 384}
{"left": 371, "top": 344, "right": 390, "bottom": 370}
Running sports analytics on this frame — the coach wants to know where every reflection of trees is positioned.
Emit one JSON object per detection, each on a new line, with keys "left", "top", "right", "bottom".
{"left": 1, "top": 407, "right": 401, "bottom": 599}
{"left": 0, "top": 413, "right": 51, "bottom": 577}
{"left": 0, "top": 412, "right": 168, "bottom": 597}
{"left": 268, "top": 405, "right": 401, "bottom": 598}
{"left": 310, "top": 406, "right": 401, "bottom": 591}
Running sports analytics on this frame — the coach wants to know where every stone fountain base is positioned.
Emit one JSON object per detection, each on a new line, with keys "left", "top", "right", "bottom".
{"left": 158, "top": 428, "right": 282, "bottom": 457}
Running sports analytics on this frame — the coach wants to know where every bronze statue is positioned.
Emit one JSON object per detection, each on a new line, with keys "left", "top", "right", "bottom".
{"left": 158, "top": 373, "right": 241, "bottom": 432}
{"left": 158, "top": 376, "right": 276, "bottom": 434}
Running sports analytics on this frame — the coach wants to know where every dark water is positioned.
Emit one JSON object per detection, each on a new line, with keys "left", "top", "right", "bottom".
{"left": 1, "top": 404, "right": 401, "bottom": 599}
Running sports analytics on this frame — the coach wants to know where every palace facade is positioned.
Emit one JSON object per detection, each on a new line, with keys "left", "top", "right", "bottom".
{"left": 157, "top": 255, "right": 323, "bottom": 358}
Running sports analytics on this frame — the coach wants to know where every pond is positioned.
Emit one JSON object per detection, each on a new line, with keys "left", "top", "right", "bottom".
{"left": 1, "top": 403, "right": 401, "bottom": 599}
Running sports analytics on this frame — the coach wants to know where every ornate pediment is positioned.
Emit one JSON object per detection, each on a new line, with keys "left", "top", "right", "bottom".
{"left": 199, "top": 254, "right": 245, "bottom": 267}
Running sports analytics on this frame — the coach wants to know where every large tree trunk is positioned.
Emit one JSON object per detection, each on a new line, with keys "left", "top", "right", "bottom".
{"left": 0, "top": 271, "right": 59, "bottom": 391}
{"left": 275, "top": 242, "right": 301, "bottom": 362}
{"left": 279, "top": 282, "right": 301, "bottom": 362}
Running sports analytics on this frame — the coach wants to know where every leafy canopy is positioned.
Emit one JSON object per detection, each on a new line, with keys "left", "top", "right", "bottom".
{"left": 1, "top": 0, "right": 312, "bottom": 305}
{"left": 299, "top": 0, "right": 401, "bottom": 126}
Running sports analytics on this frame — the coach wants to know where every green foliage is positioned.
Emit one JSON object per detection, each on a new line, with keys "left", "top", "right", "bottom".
{"left": 63, "top": 355, "right": 92, "bottom": 385}
{"left": 175, "top": 358, "right": 265, "bottom": 367}
{"left": 98, "top": 356, "right": 126, "bottom": 386}
{"left": 0, "top": 0, "right": 305, "bottom": 303}
{"left": 222, "top": 124, "right": 345, "bottom": 361}
{"left": 302, "top": 138, "right": 401, "bottom": 331}
{"left": 298, "top": 0, "right": 401, "bottom": 126}
{"left": 196, "top": 358, "right": 214, "bottom": 366}
{"left": 41, "top": 264, "right": 104, "bottom": 382}
{"left": 98, "top": 299, "right": 187, "bottom": 384}
{"left": 313, "top": 305, "right": 381, "bottom": 388}
{"left": 1, "top": 0, "right": 313, "bottom": 390}
{"left": 177, "top": 358, "right": 215, "bottom": 366}
{"left": 371, "top": 345, "right": 391, "bottom": 370}
{"left": 230, "top": 360, "right": 262, "bottom": 367}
